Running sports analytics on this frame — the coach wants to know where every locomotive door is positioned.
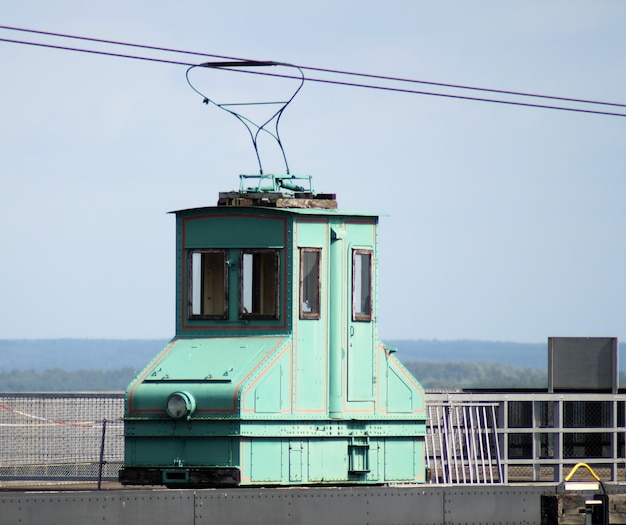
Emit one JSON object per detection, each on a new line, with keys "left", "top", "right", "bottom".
{"left": 347, "top": 246, "right": 374, "bottom": 402}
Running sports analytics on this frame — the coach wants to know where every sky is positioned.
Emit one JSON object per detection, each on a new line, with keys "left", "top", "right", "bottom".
{"left": 0, "top": 1, "right": 624, "bottom": 343}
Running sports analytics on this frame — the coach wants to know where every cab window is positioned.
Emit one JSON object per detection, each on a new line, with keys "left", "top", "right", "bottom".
{"left": 240, "top": 249, "right": 280, "bottom": 319}
{"left": 352, "top": 249, "right": 372, "bottom": 321}
{"left": 300, "top": 248, "right": 321, "bottom": 319}
{"left": 189, "top": 250, "right": 228, "bottom": 319}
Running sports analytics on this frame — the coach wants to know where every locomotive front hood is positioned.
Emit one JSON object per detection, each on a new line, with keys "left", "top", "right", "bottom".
{"left": 126, "top": 336, "right": 290, "bottom": 417}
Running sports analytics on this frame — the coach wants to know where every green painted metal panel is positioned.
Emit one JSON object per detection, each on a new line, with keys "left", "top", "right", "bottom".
{"left": 346, "top": 221, "right": 377, "bottom": 403}
{"left": 183, "top": 215, "right": 287, "bottom": 249}
{"left": 128, "top": 436, "right": 237, "bottom": 467}
{"left": 249, "top": 440, "right": 282, "bottom": 482}
{"left": 240, "top": 343, "right": 292, "bottom": 417}
{"left": 328, "top": 222, "right": 346, "bottom": 417}
{"left": 251, "top": 365, "right": 283, "bottom": 413}
{"left": 127, "top": 337, "right": 286, "bottom": 415}
{"left": 139, "top": 381, "right": 238, "bottom": 414}
{"left": 308, "top": 439, "right": 349, "bottom": 482}
{"left": 384, "top": 438, "right": 419, "bottom": 481}
{"left": 383, "top": 353, "right": 426, "bottom": 414}
{"left": 236, "top": 420, "right": 425, "bottom": 437}
{"left": 294, "top": 328, "right": 327, "bottom": 412}
{"left": 124, "top": 420, "right": 240, "bottom": 437}
{"left": 366, "top": 438, "right": 380, "bottom": 481}
{"left": 294, "top": 220, "right": 329, "bottom": 413}
{"left": 386, "top": 367, "right": 414, "bottom": 413}
{"left": 345, "top": 220, "right": 377, "bottom": 244}
{"left": 145, "top": 338, "right": 273, "bottom": 381}
{"left": 294, "top": 217, "right": 329, "bottom": 244}
{"left": 289, "top": 440, "right": 304, "bottom": 482}
{"left": 347, "top": 338, "right": 374, "bottom": 402}
{"left": 415, "top": 440, "right": 426, "bottom": 482}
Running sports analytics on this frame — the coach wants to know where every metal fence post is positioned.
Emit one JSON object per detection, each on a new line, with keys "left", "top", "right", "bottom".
{"left": 97, "top": 418, "right": 107, "bottom": 490}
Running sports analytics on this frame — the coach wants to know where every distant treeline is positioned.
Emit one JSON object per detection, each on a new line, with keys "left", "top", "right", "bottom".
{"left": 0, "top": 362, "right": 546, "bottom": 392}
{"left": 3, "top": 363, "right": 626, "bottom": 392}
{"left": 386, "top": 339, "right": 547, "bottom": 369}
{"left": 0, "top": 367, "right": 136, "bottom": 392}
{"left": 404, "top": 361, "right": 547, "bottom": 389}
{"left": 2, "top": 339, "right": 624, "bottom": 373}
{"left": 0, "top": 338, "right": 623, "bottom": 391}
{"left": 0, "top": 339, "right": 168, "bottom": 371}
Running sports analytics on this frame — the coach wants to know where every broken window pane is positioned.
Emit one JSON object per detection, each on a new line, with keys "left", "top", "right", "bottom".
{"left": 300, "top": 248, "right": 321, "bottom": 319}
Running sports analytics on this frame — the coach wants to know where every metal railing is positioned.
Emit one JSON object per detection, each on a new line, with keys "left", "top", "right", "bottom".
{"left": 1, "top": 391, "right": 625, "bottom": 485}
{"left": 426, "top": 400, "right": 503, "bottom": 483}
{"left": 427, "top": 391, "right": 626, "bottom": 483}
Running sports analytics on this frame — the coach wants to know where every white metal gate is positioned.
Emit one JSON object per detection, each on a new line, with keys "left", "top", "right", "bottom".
{"left": 425, "top": 402, "right": 503, "bottom": 483}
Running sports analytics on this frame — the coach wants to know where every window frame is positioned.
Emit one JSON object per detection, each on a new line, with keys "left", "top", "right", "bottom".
{"left": 187, "top": 249, "right": 229, "bottom": 320}
{"left": 239, "top": 248, "right": 280, "bottom": 320}
{"left": 299, "top": 247, "right": 322, "bottom": 320}
{"left": 352, "top": 249, "right": 373, "bottom": 322}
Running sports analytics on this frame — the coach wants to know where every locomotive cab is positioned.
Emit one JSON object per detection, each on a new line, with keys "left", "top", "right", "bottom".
{"left": 119, "top": 175, "right": 426, "bottom": 486}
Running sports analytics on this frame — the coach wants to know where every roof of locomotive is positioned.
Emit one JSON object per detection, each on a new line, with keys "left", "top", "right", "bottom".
{"left": 170, "top": 189, "right": 379, "bottom": 218}
{"left": 170, "top": 205, "right": 379, "bottom": 218}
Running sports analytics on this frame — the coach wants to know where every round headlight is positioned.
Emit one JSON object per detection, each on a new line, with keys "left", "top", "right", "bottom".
{"left": 166, "top": 391, "right": 196, "bottom": 419}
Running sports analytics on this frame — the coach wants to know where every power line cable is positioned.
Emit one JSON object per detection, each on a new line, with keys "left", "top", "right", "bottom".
{"left": 1, "top": 30, "right": 625, "bottom": 118}
{"left": 207, "top": 66, "right": 626, "bottom": 118}
{"left": 0, "top": 36, "right": 194, "bottom": 67}
{"left": 0, "top": 24, "right": 238, "bottom": 61}
{"left": 2, "top": 24, "right": 624, "bottom": 110}
{"left": 300, "top": 65, "right": 626, "bottom": 109}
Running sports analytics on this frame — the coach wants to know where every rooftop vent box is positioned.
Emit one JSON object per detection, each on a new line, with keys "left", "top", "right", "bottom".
{"left": 548, "top": 337, "right": 618, "bottom": 393}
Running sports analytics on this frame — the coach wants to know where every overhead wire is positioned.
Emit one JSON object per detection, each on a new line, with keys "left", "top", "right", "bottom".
{"left": 2, "top": 24, "right": 625, "bottom": 110}
{"left": 0, "top": 36, "right": 195, "bottom": 67}
{"left": 0, "top": 24, "right": 240, "bottom": 61}
{"left": 208, "top": 66, "right": 626, "bottom": 118}
{"left": 1, "top": 25, "right": 625, "bottom": 118}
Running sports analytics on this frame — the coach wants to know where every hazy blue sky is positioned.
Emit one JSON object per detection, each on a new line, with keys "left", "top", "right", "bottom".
{"left": 1, "top": 2, "right": 624, "bottom": 343}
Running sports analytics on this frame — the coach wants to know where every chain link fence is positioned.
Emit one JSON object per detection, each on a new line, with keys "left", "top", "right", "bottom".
{"left": 0, "top": 393, "right": 124, "bottom": 485}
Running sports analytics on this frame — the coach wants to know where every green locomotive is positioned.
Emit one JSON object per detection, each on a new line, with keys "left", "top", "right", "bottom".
{"left": 119, "top": 175, "right": 426, "bottom": 486}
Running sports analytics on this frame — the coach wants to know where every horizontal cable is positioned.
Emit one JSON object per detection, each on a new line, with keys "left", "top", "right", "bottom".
{"left": 201, "top": 66, "right": 626, "bottom": 118}
{"left": 1, "top": 34, "right": 625, "bottom": 118}
{"left": 2, "top": 24, "right": 625, "bottom": 110}
{"left": 0, "top": 37, "right": 195, "bottom": 67}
